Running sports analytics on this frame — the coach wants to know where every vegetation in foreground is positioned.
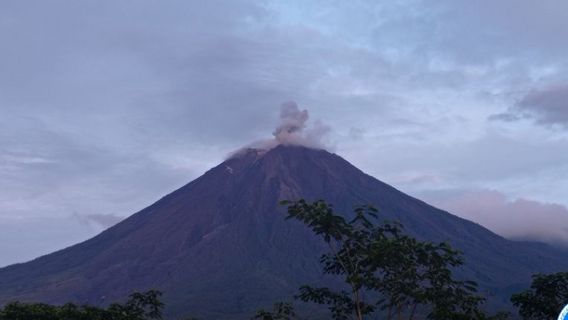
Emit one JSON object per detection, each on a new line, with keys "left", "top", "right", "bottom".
{"left": 0, "top": 200, "right": 566, "bottom": 319}
{"left": 511, "top": 272, "right": 568, "bottom": 320}
{"left": 265, "top": 200, "right": 509, "bottom": 320}
{"left": 0, "top": 290, "right": 165, "bottom": 320}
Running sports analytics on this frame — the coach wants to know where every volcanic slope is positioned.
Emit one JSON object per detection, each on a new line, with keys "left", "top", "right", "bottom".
{"left": 0, "top": 145, "right": 567, "bottom": 318}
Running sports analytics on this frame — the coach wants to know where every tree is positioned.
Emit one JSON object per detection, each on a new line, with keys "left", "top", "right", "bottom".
{"left": 0, "top": 290, "right": 165, "bottom": 320}
{"left": 107, "top": 290, "right": 164, "bottom": 320}
{"left": 252, "top": 302, "right": 298, "bottom": 320}
{"left": 511, "top": 272, "right": 568, "bottom": 320}
{"left": 282, "top": 199, "right": 505, "bottom": 320}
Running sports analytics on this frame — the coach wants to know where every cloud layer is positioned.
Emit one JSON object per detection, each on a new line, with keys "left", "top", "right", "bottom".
{"left": 492, "top": 84, "right": 568, "bottom": 127}
{"left": 424, "top": 189, "right": 568, "bottom": 245}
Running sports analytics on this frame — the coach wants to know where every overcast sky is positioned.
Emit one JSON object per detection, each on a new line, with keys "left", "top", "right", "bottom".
{"left": 2, "top": 0, "right": 568, "bottom": 267}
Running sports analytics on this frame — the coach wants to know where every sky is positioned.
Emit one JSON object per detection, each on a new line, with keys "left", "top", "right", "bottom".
{"left": 1, "top": 0, "right": 568, "bottom": 267}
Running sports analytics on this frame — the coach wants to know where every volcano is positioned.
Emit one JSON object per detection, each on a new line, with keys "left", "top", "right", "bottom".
{"left": 1, "top": 145, "right": 567, "bottom": 318}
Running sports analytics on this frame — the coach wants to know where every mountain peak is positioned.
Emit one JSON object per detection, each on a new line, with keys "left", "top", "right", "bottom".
{"left": 1, "top": 145, "right": 568, "bottom": 318}
{"left": 228, "top": 143, "right": 328, "bottom": 161}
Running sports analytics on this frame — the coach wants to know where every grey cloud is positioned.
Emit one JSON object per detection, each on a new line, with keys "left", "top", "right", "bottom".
{"left": 385, "top": 0, "right": 568, "bottom": 64}
{"left": 354, "top": 131, "right": 568, "bottom": 184}
{"left": 422, "top": 189, "right": 568, "bottom": 245}
{"left": 0, "top": 0, "right": 280, "bottom": 148}
{"left": 0, "top": 115, "right": 200, "bottom": 227}
{"left": 492, "top": 85, "right": 568, "bottom": 127}
{"left": 487, "top": 112, "right": 522, "bottom": 123}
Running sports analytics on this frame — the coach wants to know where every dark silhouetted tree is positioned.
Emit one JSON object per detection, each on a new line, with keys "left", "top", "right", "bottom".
{"left": 252, "top": 302, "right": 298, "bottom": 320}
{"left": 511, "top": 272, "right": 568, "bottom": 320}
{"left": 281, "top": 199, "right": 507, "bottom": 320}
{"left": 0, "top": 290, "right": 164, "bottom": 320}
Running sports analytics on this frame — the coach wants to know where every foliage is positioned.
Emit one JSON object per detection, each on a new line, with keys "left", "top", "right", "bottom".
{"left": 281, "top": 199, "right": 506, "bottom": 320}
{"left": 511, "top": 272, "right": 568, "bottom": 320}
{"left": 252, "top": 302, "right": 298, "bottom": 320}
{"left": 0, "top": 290, "right": 164, "bottom": 320}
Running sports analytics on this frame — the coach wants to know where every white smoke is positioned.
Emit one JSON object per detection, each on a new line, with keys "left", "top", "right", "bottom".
{"left": 271, "top": 101, "right": 330, "bottom": 148}
{"left": 272, "top": 101, "right": 310, "bottom": 144}
{"left": 230, "top": 101, "right": 332, "bottom": 157}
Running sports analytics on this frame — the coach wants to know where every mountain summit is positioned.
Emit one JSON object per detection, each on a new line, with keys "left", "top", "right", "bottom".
{"left": 1, "top": 145, "right": 567, "bottom": 318}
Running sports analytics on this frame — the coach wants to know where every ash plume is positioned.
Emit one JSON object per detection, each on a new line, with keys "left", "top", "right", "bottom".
{"left": 271, "top": 101, "right": 330, "bottom": 148}
{"left": 230, "top": 101, "right": 332, "bottom": 157}
{"left": 272, "top": 101, "right": 310, "bottom": 144}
